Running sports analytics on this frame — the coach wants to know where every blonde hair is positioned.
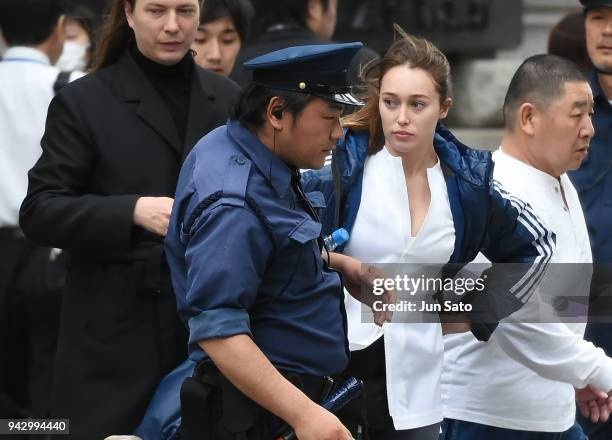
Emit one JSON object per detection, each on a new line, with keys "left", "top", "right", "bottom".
{"left": 343, "top": 25, "right": 452, "bottom": 155}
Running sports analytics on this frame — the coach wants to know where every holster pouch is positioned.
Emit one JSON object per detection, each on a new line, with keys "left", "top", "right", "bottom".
{"left": 180, "top": 361, "right": 331, "bottom": 440}
{"left": 180, "top": 371, "right": 219, "bottom": 440}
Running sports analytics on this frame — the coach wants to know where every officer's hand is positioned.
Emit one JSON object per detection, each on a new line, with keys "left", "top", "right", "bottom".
{"left": 133, "top": 196, "right": 174, "bottom": 237}
{"left": 293, "top": 404, "right": 353, "bottom": 440}
{"left": 342, "top": 257, "right": 396, "bottom": 326}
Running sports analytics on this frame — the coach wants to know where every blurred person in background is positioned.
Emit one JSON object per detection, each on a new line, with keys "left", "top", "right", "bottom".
{"left": 55, "top": 4, "right": 99, "bottom": 72}
{"left": 18, "top": 0, "right": 239, "bottom": 438}
{"left": 0, "top": 0, "right": 84, "bottom": 419}
{"left": 230, "top": 0, "right": 377, "bottom": 88}
{"left": 548, "top": 10, "right": 592, "bottom": 72}
{"left": 191, "top": 0, "right": 253, "bottom": 76}
{"left": 570, "top": 0, "right": 612, "bottom": 437}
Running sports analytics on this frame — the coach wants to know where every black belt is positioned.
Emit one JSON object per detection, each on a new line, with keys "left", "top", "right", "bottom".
{"left": 195, "top": 361, "right": 334, "bottom": 402}
{"left": 0, "top": 226, "right": 25, "bottom": 240}
{"left": 182, "top": 361, "right": 335, "bottom": 439}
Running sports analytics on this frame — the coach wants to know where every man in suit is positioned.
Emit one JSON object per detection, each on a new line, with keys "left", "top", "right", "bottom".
{"left": 19, "top": 0, "right": 239, "bottom": 438}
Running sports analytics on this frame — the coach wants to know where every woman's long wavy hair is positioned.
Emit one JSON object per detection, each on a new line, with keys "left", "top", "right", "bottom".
{"left": 93, "top": 0, "right": 137, "bottom": 70}
{"left": 343, "top": 25, "right": 453, "bottom": 155}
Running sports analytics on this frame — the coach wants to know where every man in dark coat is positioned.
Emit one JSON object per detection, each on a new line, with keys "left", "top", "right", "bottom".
{"left": 19, "top": 0, "right": 239, "bottom": 438}
{"left": 571, "top": 0, "right": 612, "bottom": 437}
{"left": 229, "top": 0, "right": 377, "bottom": 88}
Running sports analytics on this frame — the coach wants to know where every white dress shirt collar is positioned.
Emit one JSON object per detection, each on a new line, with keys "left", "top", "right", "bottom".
{"left": 3, "top": 46, "right": 50, "bottom": 66}
{"left": 497, "top": 146, "right": 561, "bottom": 190}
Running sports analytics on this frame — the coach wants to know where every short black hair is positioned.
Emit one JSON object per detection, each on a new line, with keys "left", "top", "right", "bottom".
{"left": 503, "top": 54, "right": 588, "bottom": 130}
{"left": 0, "top": 0, "right": 65, "bottom": 46}
{"left": 200, "top": 0, "right": 254, "bottom": 43}
{"left": 252, "top": 0, "right": 330, "bottom": 37}
{"left": 230, "top": 83, "right": 318, "bottom": 129}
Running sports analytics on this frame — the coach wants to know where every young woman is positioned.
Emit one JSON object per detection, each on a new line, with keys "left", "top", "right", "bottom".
{"left": 191, "top": 0, "right": 253, "bottom": 76}
{"left": 19, "top": 0, "right": 239, "bottom": 438}
{"left": 302, "top": 27, "right": 554, "bottom": 440}
{"left": 55, "top": 5, "right": 98, "bottom": 72}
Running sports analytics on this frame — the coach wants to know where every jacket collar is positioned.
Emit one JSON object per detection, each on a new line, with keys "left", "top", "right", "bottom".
{"left": 589, "top": 68, "right": 611, "bottom": 105}
{"left": 336, "top": 123, "right": 490, "bottom": 188}
{"left": 115, "top": 49, "right": 219, "bottom": 158}
{"left": 433, "top": 122, "right": 491, "bottom": 187}
{"left": 227, "top": 120, "right": 293, "bottom": 197}
{"left": 183, "top": 67, "right": 223, "bottom": 160}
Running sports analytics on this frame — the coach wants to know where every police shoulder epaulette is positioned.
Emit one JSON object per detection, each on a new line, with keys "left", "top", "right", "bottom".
{"left": 221, "top": 154, "right": 251, "bottom": 208}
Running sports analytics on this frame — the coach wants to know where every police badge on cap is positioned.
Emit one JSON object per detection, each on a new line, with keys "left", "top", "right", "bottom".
{"left": 243, "top": 42, "right": 365, "bottom": 106}
{"left": 580, "top": 0, "right": 612, "bottom": 10}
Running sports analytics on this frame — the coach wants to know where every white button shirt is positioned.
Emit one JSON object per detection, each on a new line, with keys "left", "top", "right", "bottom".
{"left": 0, "top": 47, "right": 82, "bottom": 227}
{"left": 442, "top": 148, "right": 612, "bottom": 432}
{"left": 344, "top": 145, "right": 455, "bottom": 430}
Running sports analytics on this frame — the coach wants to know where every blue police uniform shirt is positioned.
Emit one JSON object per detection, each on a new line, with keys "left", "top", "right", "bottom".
{"left": 569, "top": 69, "right": 612, "bottom": 263}
{"left": 165, "top": 119, "right": 350, "bottom": 377}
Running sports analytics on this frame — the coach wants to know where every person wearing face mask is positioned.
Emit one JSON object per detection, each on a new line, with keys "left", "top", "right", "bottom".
{"left": 18, "top": 0, "right": 239, "bottom": 438}
{"left": 191, "top": 0, "right": 253, "bottom": 77}
{"left": 55, "top": 5, "right": 98, "bottom": 72}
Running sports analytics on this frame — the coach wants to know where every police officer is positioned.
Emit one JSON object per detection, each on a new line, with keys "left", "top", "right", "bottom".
{"left": 572, "top": 1, "right": 612, "bottom": 438}
{"left": 164, "top": 43, "right": 368, "bottom": 440}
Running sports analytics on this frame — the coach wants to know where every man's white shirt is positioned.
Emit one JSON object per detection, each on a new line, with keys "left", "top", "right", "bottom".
{"left": 0, "top": 46, "right": 83, "bottom": 227}
{"left": 441, "top": 148, "right": 612, "bottom": 432}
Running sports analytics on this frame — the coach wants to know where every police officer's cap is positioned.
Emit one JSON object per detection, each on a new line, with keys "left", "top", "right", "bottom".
{"left": 244, "top": 42, "right": 365, "bottom": 106}
{"left": 580, "top": 0, "right": 612, "bottom": 10}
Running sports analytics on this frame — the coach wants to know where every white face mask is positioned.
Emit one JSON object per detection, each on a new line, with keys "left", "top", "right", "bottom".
{"left": 55, "top": 41, "right": 89, "bottom": 72}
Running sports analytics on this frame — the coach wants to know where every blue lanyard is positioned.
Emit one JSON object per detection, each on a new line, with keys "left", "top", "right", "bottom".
{"left": 2, "top": 57, "right": 48, "bottom": 65}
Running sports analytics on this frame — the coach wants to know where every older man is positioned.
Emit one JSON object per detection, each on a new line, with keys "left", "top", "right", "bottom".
{"left": 440, "top": 54, "right": 612, "bottom": 440}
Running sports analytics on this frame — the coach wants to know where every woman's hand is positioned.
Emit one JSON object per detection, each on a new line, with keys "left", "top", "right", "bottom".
{"left": 133, "top": 196, "right": 174, "bottom": 237}
{"left": 441, "top": 321, "right": 471, "bottom": 335}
